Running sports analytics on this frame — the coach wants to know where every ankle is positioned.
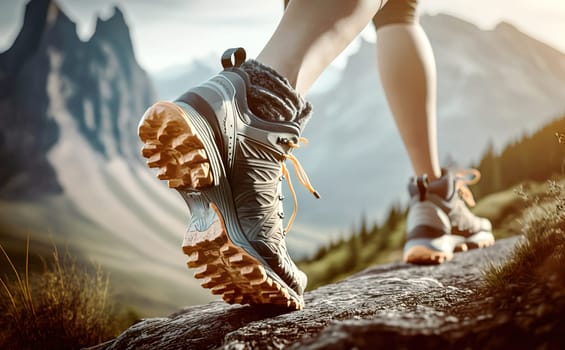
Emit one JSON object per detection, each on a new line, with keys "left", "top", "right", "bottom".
{"left": 240, "top": 59, "right": 311, "bottom": 126}
{"left": 415, "top": 170, "right": 442, "bottom": 183}
{"left": 426, "top": 171, "right": 441, "bottom": 182}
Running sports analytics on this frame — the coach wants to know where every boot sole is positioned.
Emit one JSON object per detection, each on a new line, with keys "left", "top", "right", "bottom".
{"left": 404, "top": 233, "right": 495, "bottom": 265}
{"left": 454, "top": 243, "right": 468, "bottom": 252}
{"left": 403, "top": 245, "right": 454, "bottom": 265}
{"left": 465, "top": 231, "right": 496, "bottom": 250}
{"left": 138, "top": 101, "right": 303, "bottom": 310}
{"left": 466, "top": 238, "right": 495, "bottom": 249}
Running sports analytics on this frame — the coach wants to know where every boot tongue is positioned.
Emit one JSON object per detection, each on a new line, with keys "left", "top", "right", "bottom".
{"left": 427, "top": 170, "right": 454, "bottom": 199}
{"left": 240, "top": 59, "right": 312, "bottom": 127}
{"left": 408, "top": 169, "right": 454, "bottom": 200}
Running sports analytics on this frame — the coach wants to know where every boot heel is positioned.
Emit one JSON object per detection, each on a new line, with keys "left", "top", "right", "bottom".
{"left": 138, "top": 101, "right": 214, "bottom": 190}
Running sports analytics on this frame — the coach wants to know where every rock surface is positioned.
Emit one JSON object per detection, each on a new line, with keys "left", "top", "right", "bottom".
{"left": 94, "top": 237, "right": 530, "bottom": 349}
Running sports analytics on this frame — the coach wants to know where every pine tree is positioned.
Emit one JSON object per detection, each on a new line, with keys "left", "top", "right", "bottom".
{"left": 359, "top": 212, "right": 369, "bottom": 243}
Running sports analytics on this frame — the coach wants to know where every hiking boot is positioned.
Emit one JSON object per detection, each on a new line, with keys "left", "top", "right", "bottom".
{"left": 403, "top": 169, "right": 494, "bottom": 264}
{"left": 137, "top": 48, "right": 318, "bottom": 309}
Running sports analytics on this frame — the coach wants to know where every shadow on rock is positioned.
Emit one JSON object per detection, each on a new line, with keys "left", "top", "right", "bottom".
{"left": 91, "top": 301, "right": 293, "bottom": 350}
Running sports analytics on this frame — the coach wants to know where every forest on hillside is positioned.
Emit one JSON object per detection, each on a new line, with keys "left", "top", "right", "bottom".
{"left": 473, "top": 114, "right": 565, "bottom": 199}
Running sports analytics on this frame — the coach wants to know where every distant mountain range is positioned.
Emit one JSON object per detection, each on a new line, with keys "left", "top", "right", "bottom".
{"left": 1, "top": 0, "right": 564, "bottom": 314}
{"left": 0, "top": 0, "right": 153, "bottom": 198}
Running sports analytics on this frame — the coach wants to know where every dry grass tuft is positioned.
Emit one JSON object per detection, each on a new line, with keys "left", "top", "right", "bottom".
{"left": 0, "top": 238, "right": 137, "bottom": 349}
{"left": 483, "top": 180, "right": 565, "bottom": 326}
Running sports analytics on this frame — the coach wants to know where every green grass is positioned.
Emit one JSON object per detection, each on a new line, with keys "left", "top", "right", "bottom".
{"left": 0, "top": 238, "right": 139, "bottom": 349}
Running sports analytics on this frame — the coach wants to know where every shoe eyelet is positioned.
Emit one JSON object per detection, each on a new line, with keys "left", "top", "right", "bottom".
{"left": 277, "top": 137, "right": 290, "bottom": 145}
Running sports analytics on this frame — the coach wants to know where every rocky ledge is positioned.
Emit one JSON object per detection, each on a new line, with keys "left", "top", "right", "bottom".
{"left": 92, "top": 237, "right": 545, "bottom": 349}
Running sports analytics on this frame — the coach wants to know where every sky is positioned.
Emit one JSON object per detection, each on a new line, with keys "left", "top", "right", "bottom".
{"left": 1, "top": 0, "right": 565, "bottom": 74}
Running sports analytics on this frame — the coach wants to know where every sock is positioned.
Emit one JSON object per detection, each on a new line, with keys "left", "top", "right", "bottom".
{"left": 240, "top": 60, "right": 312, "bottom": 126}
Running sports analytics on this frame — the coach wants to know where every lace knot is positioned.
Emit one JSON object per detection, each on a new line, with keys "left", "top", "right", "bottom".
{"left": 454, "top": 168, "right": 481, "bottom": 207}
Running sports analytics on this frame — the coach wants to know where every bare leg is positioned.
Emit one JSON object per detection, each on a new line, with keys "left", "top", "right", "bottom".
{"left": 376, "top": 23, "right": 441, "bottom": 180}
{"left": 258, "top": 0, "right": 388, "bottom": 95}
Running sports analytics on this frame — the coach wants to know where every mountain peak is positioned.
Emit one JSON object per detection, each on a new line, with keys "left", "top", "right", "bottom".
{"left": 1, "top": 0, "right": 53, "bottom": 95}
{"left": 2, "top": 0, "right": 51, "bottom": 55}
{"left": 95, "top": 6, "right": 127, "bottom": 29}
{"left": 22, "top": 0, "right": 74, "bottom": 33}
{"left": 92, "top": 6, "right": 134, "bottom": 56}
{"left": 0, "top": 1, "right": 154, "bottom": 197}
{"left": 111, "top": 6, "right": 126, "bottom": 21}
{"left": 494, "top": 21, "right": 519, "bottom": 33}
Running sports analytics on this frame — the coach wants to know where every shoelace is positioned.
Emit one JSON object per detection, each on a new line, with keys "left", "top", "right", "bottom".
{"left": 454, "top": 168, "right": 481, "bottom": 207}
{"left": 280, "top": 137, "right": 320, "bottom": 234}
